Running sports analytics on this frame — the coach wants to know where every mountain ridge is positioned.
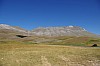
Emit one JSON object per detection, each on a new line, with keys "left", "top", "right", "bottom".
{"left": 0, "top": 24, "right": 99, "bottom": 38}
{"left": 31, "top": 26, "right": 98, "bottom": 37}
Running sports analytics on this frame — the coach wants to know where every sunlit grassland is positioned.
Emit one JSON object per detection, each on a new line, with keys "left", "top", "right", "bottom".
{"left": 0, "top": 43, "right": 100, "bottom": 66}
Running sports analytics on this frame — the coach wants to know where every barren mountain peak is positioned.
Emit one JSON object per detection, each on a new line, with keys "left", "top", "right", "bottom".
{"left": 31, "top": 26, "right": 97, "bottom": 37}
{"left": 0, "top": 24, "right": 98, "bottom": 37}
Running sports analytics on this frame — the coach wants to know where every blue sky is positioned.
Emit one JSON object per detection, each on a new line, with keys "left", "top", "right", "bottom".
{"left": 0, "top": 0, "right": 100, "bottom": 34}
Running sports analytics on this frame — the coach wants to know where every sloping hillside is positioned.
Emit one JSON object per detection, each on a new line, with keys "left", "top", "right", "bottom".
{"left": 31, "top": 26, "right": 98, "bottom": 37}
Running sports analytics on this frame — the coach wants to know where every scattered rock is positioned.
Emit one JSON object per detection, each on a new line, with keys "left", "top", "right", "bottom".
{"left": 91, "top": 44, "right": 98, "bottom": 47}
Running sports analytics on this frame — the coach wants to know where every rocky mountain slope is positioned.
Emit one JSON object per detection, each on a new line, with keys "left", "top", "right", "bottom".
{"left": 31, "top": 26, "right": 98, "bottom": 37}
{"left": 0, "top": 24, "right": 99, "bottom": 38}
{"left": 0, "top": 24, "right": 100, "bottom": 46}
{"left": 0, "top": 24, "right": 27, "bottom": 33}
{"left": 0, "top": 24, "right": 29, "bottom": 40}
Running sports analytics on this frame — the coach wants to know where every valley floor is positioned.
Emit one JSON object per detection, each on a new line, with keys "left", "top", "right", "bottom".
{"left": 0, "top": 44, "right": 100, "bottom": 66}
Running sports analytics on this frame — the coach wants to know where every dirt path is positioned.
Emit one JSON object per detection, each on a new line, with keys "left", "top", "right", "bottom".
{"left": 41, "top": 56, "right": 51, "bottom": 66}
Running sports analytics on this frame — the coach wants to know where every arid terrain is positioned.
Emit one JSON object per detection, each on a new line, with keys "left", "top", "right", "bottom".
{"left": 0, "top": 44, "right": 100, "bottom": 66}
{"left": 0, "top": 24, "right": 100, "bottom": 66}
{"left": 1, "top": 0, "right": 100, "bottom": 65}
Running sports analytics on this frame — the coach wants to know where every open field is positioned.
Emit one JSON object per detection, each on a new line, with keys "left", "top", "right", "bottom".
{"left": 0, "top": 44, "right": 100, "bottom": 66}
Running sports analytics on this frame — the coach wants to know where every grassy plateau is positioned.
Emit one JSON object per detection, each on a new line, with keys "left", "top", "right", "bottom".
{"left": 0, "top": 43, "right": 100, "bottom": 66}
{"left": 0, "top": 36, "right": 100, "bottom": 66}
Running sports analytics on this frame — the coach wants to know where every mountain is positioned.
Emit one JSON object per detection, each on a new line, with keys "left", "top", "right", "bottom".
{"left": 0, "top": 24, "right": 29, "bottom": 40}
{"left": 31, "top": 26, "right": 98, "bottom": 37}
{"left": 0, "top": 24, "right": 27, "bottom": 33}
{"left": 0, "top": 24, "right": 100, "bottom": 46}
{"left": 0, "top": 24, "right": 99, "bottom": 38}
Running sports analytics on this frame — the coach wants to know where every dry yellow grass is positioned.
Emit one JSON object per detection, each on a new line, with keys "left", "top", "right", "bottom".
{"left": 0, "top": 44, "right": 100, "bottom": 66}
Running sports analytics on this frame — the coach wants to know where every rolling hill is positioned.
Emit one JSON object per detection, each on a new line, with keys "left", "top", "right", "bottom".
{"left": 0, "top": 24, "right": 100, "bottom": 46}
